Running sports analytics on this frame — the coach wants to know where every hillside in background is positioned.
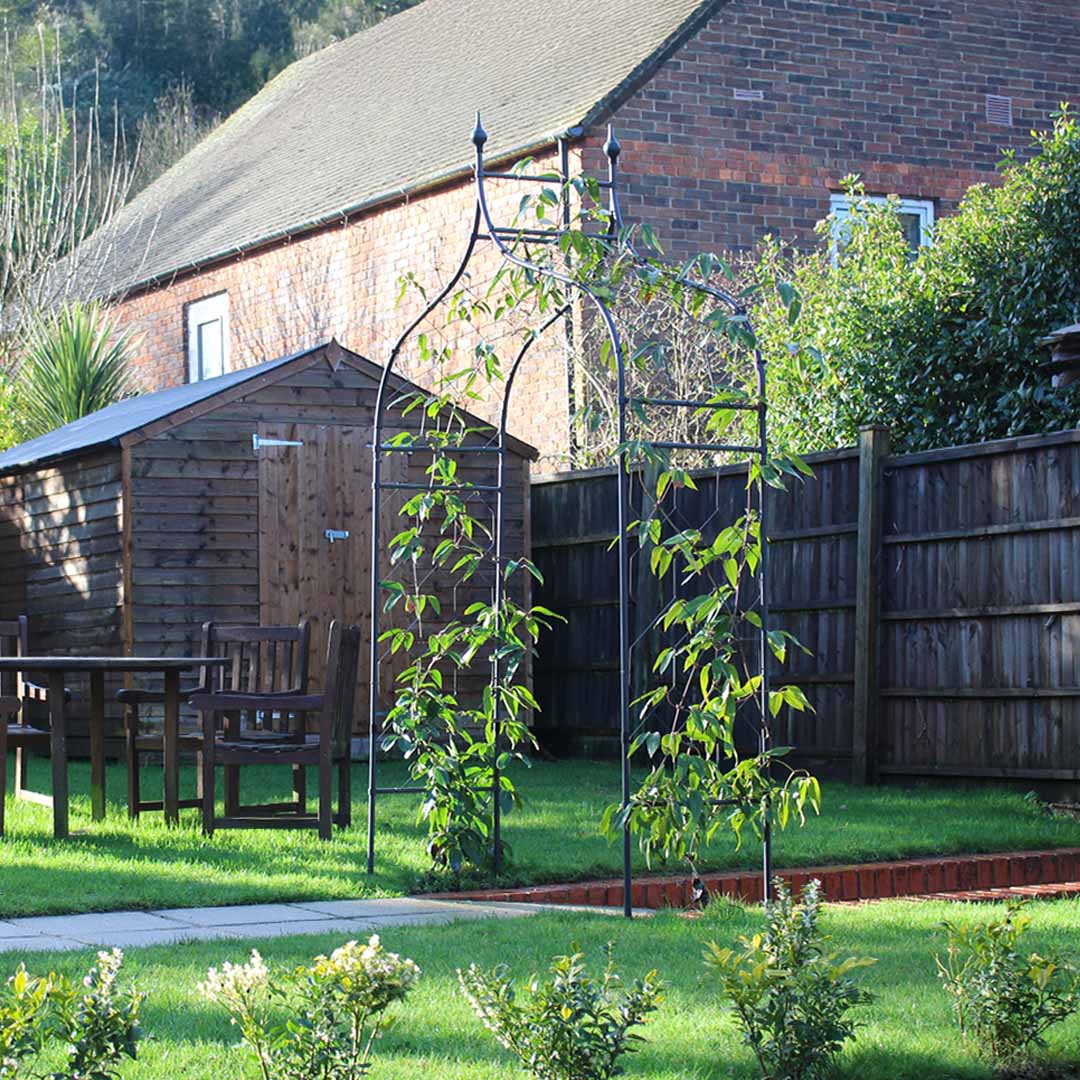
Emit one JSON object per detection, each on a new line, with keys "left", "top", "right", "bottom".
{"left": 2, "top": 0, "right": 422, "bottom": 190}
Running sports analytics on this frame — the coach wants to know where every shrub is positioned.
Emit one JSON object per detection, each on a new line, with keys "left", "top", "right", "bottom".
{"left": 936, "top": 901, "right": 1080, "bottom": 1068}
{"left": 0, "top": 965, "right": 51, "bottom": 1078}
{"left": 0, "top": 949, "right": 143, "bottom": 1080}
{"left": 17, "top": 300, "right": 135, "bottom": 441}
{"left": 457, "top": 946, "right": 663, "bottom": 1080}
{"left": 758, "top": 107, "right": 1080, "bottom": 454}
{"left": 704, "top": 878, "right": 874, "bottom": 1080}
{"left": 198, "top": 936, "right": 420, "bottom": 1079}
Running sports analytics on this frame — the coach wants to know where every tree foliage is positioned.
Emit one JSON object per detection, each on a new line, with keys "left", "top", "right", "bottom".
{"left": 4, "top": 0, "right": 421, "bottom": 138}
{"left": 749, "top": 108, "right": 1080, "bottom": 454}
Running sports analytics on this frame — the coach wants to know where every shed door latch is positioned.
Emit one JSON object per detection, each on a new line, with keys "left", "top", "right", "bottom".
{"left": 252, "top": 433, "right": 304, "bottom": 451}
{"left": 324, "top": 529, "right": 350, "bottom": 543}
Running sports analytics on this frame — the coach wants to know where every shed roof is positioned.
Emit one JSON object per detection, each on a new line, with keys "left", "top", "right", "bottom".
{"left": 81, "top": 0, "right": 717, "bottom": 298}
{"left": 0, "top": 342, "right": 537, "bottom": 475}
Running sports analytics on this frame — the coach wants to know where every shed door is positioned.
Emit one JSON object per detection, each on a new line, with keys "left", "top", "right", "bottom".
{"left": 257, "top": 422, "right": 379, "bottom": 727}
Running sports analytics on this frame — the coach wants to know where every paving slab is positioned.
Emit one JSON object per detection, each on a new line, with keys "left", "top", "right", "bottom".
{"left": 155, "top": 903, "right": 326, "bottom": 928}
{"left": 7, "top": 911, "right": 177, "bottom": 937}
{"left": 63, "top": 926, "right": 251, "bottom": 948}
{"left": 0, "top": 920, "right": 52, "bottom": 940}
{"left": 0, "top": 935, "right": 72, "bottom": 953}
{"left": 292, "top": 898, "right": 479, "bottom": 919}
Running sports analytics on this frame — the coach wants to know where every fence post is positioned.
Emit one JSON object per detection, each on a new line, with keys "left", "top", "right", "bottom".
{"left": 851, "top": 424, "right": 889, "bottom": 785}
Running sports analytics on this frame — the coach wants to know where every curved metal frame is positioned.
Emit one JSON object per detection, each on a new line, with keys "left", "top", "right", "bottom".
{"left": 366, "top": 117, "right": 773, "bottom": 916}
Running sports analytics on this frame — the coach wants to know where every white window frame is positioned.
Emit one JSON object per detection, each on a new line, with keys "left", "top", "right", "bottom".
{"left": 186, "top": 292, "right": 230, "bottom": 383}
{"left": 828, "top": 193, "right": 935, "bottom": 257}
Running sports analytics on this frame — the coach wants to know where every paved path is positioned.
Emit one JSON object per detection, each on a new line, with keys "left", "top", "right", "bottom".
{"left": 0, "top": 897, "right": 622, "bottom": 954}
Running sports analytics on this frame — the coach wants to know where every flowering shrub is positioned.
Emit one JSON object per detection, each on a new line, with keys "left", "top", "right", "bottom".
{"left": 458, "top": 946, "right": 662, "bottom": 1080}
{"left": 0, "top": 949, "right": 142, "bottom": 1080}
{"left": 705, "top": 879, "right": 874, "bottom": 1080}
{"left": 937, "top": 901, "right": 1080, "bottom": 1068}
{"left": 199, "top": 936, "right": 420, "bottom": 1079}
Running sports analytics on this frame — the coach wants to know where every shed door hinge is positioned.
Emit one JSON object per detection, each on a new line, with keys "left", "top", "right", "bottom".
{"left": 324, "top": 529, "right": 350, "bottom": 543}
{"left": 252, "top": 433, "right": 304, "bottom": 451}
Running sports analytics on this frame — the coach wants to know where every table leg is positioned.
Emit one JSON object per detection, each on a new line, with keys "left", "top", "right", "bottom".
{"left": 164, "top": 669, "right": 181, "bottom": 826}
{"left": 49, "top": 671, "right": 68, "bottom": 839}
{"left": 89, "top": 670, "right": 106, "bottom": 822}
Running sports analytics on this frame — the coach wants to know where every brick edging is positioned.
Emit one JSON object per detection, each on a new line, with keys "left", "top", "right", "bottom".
{"left": 425, "top": 848, "right": 1080, "bottom": 909}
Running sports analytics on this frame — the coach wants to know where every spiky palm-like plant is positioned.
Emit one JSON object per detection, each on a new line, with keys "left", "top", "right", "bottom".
{"left": 18, "top": 301, "right": 135, "bottom": 439}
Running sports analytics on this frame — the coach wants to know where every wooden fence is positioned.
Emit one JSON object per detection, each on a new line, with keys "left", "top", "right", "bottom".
{"left": 530, "top": 427, "right": 1080, "bottom": 784}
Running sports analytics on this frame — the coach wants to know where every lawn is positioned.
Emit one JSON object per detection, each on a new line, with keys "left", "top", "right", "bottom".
{"left": 3, "top": 898, "right": 1080, "bottom": 1078}
{"left": 3, "top": 757, "right": 1080, "bottom": 919}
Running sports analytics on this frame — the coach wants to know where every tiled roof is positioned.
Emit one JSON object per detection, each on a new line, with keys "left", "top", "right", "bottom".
{"left": 86, "top": 0, "right": 717, "bottom": 297}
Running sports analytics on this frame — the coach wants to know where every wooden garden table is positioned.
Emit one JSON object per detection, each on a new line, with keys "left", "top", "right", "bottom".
{"left": 0, "top": 656, "right": 229, "bottom": 838}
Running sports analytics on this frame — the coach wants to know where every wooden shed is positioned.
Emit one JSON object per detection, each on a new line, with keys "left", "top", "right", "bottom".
{"left": 0, "top": 341, "right": 536, "bottom": 737}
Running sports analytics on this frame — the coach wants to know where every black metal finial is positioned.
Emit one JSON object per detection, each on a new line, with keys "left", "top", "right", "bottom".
{"left": 603, "top": 124, "right": 621, "bottom": 161}
{"left": 472, "top": 112, "right": 488, "bottom": 150}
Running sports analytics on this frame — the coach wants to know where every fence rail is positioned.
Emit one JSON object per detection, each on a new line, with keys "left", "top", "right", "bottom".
{"left": 530, "top": 427, "right": 1080, "bottom": 783}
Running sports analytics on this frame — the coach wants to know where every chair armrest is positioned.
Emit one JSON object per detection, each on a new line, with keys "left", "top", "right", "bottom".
{"left": 189, "top": 691, "right": 323, "bottom": 713}
{"left": 116, "top": 686, "right": 199, "bottom": 706}
{"left": 22, "top": 680, "right": 72, "bottom": 704}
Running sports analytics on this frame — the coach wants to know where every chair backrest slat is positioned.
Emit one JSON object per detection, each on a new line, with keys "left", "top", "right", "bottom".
{"left": 0, "top": 617, "right": 27, "bottom": 699}
{"left": 202, "top": 619, "right": 312, "bottom": 732}
{"left": 322, "top": 621, "right": 361, "bottom": 759}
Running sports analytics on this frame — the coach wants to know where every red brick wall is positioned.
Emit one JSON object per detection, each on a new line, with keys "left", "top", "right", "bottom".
{"left": 113, "top": 149, "right": 576, "bottom": 467}
{"left": 111, "top": 0, "right": 1080, "bottom": 462}
{"left": 588, "top": 0, "right": 1080, "bottom": 256}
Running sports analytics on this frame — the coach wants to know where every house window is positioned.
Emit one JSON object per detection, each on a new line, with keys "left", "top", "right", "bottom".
{"left": 186, "top": 293, "right": 230, "bottom": 382}
{"left": 828, "top": 194, "right": 935, "bottom": 256}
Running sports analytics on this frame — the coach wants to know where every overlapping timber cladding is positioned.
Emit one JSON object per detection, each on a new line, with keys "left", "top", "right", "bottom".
{"left": 0, "top": 340, "right": 535, "bottom": 745}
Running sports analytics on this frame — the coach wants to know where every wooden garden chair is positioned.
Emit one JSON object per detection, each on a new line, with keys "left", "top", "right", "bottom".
{"left": 0, "top": 616, "right": 71, "bottom": 836}
{"left": 192, "top": 620, "right": 360, "bottom": 840}
{"left": 117, "top": 620, "right": 312, "bottom": 819}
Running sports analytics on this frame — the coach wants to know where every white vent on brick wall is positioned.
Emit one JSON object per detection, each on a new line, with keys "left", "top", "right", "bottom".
{"left": 985, "top": 94, "right": 1013, "bottom": 126}
{"left": 733, "top": 88, "right": 765, "bottom": 101}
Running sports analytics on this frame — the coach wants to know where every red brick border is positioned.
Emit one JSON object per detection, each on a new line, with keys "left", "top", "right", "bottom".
{"left": 426, "top": 848, "right": 1080, "bottom": 910}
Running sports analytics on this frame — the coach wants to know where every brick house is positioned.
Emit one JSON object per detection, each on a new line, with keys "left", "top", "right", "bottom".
{"left": 94, "top": 0, "right": 1080, "bottom": 467}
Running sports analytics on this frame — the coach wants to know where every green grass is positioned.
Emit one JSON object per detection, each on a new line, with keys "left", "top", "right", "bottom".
{"left": 3, "top": 757, "right": 1080, "bottom": 919}
{"left": 4, "top": 899, "right": 1080, "bottom": 1078}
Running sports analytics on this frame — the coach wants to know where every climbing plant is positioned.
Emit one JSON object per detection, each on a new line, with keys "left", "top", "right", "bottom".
{"left": 383, "top": 157, "right": 819, "bottom": 878}
{"left": 378, "top": 343, "right": 560, "bottom": 874}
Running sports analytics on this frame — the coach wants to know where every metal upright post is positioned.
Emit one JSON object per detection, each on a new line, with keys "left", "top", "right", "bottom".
{"left": 484, "top": 121, "right": 505, "bottom": 877}
{"left": 604, "top": 129, "right": 634, "bottom": 920}
{"left": 366, "top": 436, "right": 382, "bottom": 874}
{"left": 755, "top": 347, "right": 772, "bottom": 903}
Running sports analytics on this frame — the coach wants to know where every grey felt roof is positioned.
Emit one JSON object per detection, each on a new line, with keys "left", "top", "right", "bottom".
{"left": 87, "top": 0, "right": 716, "bottom": 297}
{"left": 0, "top": 346, "right": 318, "bottom": 474}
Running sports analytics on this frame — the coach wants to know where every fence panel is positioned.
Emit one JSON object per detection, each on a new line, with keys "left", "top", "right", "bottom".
{"left": 531, "top": 428, "right": 1080, "bottom": 781}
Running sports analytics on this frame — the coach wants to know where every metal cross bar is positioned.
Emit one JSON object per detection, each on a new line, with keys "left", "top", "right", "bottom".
{"left": 650, "top": 440, "right": 763, "bottom": 454}
{"left": 630, "top": 396, "right": 762, "bottom": 411}
{"left": 378, "top": 481, "right": 503, "bottom": 493}
{"left": 374, "top": 443, "right": 503, "bottom": 454}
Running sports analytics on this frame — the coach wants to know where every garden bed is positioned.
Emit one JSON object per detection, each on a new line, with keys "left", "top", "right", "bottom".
{"left": 2, "top": 899, "right": 1080, "bottom": 1078}
{"left": 3, "top": 759, "right": 1080, "bottom": 918}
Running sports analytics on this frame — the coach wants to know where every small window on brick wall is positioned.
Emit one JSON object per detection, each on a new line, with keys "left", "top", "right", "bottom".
{"left": 828, "top": 194, "right": 934, "bottom": 259}
{"left": 186, "top": 292, "right": 230, "bottom": 382}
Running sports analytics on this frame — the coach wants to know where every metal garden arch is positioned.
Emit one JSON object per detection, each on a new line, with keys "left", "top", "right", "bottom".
{"left": 367, "top": 116, "right": 774, "bottom": 918}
